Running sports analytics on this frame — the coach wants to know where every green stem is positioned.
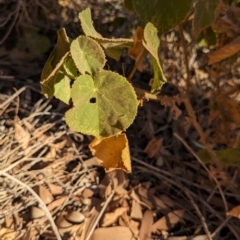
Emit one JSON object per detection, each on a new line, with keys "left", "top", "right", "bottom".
{"left": 127, "top": 48, "right": 147, "bottom": 82}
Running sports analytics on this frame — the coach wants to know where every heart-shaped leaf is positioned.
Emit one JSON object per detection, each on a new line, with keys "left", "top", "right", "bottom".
{"left": 65, "top": 70, "right": 138, "bottom": 138}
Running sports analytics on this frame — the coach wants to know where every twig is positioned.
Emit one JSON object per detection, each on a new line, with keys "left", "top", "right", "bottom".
{"left": 85, "top": 190, "right": 115, "bottom": 240}
{"left": 128, "top": 49, "right": 146, "bottom": 82}
{"left": 183, "top": 97, "right": 221, "bottom": 168}
{"left": 0, "top": 85, "right": 41, "bottom": 110}
{"left": 0, "top": 171, "right": 62, "bottom": 240}
{"left": 183, "top": 187, "right": 212, "bottom": 240}
{"left": 173, "top": 132, "right": 228, "bottom": 212}
{"left": 132, "top": 157, "right": 240, "bottom": 238}
{"left": 211, "top": 216, "right": 231, "bottom": 238}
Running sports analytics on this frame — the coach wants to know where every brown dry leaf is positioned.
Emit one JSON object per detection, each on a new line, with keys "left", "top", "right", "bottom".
{"left": 56, "top": 214, "right": 73, "bottom": 229}
{"left": 65, "top": 211, "right": 85, "bottom": 224}
{"left": 0, "top": 227, "right": 17, "bottom": 239}
{"left": 14, "top": 123, "right": 30, "bottom": 150}
{"left": 171, "top": 103, "right": 182, "bottom": 121}
{"left": 208, "top": 36, "right": 240, "bottom": 65}
{"left": 217, "top": 97, "right": 240, "bottom": 125}
{"left": 46, "top": 183, "right": 63, "bottom": 195}
{"left": 89, "top": 133, "right": 131, "bottom": 173}
{"left": 139, "top": 210, "right": 153, "bottom": 240}
{"left": 151, "top": 209, "right": 185, "bottom": 233}
{"left": 226, "top": 205, "right": 240, "bottom": 218}
{"left": 48, "top": 196, "right": 68, "bottom": 212}
{"left": 137, "top": 185, "right": 174, "bottom": 213}
{"left": 129, "top": 26, "right": 144, "bottom": 60}
{"left": 121, "top": 211, "right": 139, "bottom": 237}
{"left": 131, "top": 200, "right": 143, "bottom": 220}
{"left": 44, "top": 146, "right": 56, "bottom": 159}
{"left": 80, "top": 207, "right": 99, "bottom": 240}
{"left": 90, "top": 226, "right": 133, "bottom": 240}
{"left": 82, "top": 188, "right": 94, "bottom": 198}
{"left": 144, "top": 137, "right": 163, "bottom": 158}
{"left": 102, "top": 207, "right": 128, "bottom": 227}
{"left": 38, "top": 185, "right": 54, "bottom": 205}
{"left": 31, "top": 206, "right": 45, "bottom": 219}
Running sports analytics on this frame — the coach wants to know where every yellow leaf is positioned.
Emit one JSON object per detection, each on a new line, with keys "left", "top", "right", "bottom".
{"left": 89, "top": 133, "right": 131, "bottom": 173}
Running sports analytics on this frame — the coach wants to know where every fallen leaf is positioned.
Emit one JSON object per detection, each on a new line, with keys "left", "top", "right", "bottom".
{"left": 48, "top": 196, "right": 68, "bottom": 212}
{"left": 14, "top": 123, "right": 30, "bottom": 150}
{"left": 0, "top": 227, "right": 17, "bottom": 239}
{"left": 131, "top": 200, "right": 143, "bottom": 220}
{"left": 65, "top": 211, "right": 85, "bottom": 224}
{"left": 217, "top": 97, "right": 240, "bottom": 125}
{"left": 90, "top": 226, "right": 133, "bottom": 240}
{"left": 102, "top": 207, "right": 128, "bottom": 227}
{"left": 80, "top": 207, "right": 99, "bottom": 240}
{"left": 89, "top": 133, "right": 132, "bottom": 173}
{"left": 31, "top": 206, "right": 45, "bottom": 219}
{"left": 38, "top": 185, "right": 54, "bottom": 205}
{"left": 46, "top": 183, "right": 63, "bottom": 195}
{"left": 151, "top": 209, "right": 185, "bottom": 232}
{"left": 144, "top": 137, "right": 163, "bottom": 158}
{"left": 226, "top": 205, "right": 240, "bottom": 218}
{"left": 139, "top": 210, "right": 153, "bottom": 240}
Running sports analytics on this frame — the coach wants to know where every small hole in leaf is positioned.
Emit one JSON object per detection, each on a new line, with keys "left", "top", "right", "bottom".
{"left": 90, "top": 97, "right": 96, "bottom": 103}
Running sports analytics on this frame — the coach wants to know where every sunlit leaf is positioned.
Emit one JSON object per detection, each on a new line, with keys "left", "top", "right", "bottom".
{"left": 142, "top": 22, "right": 167, "bottom": 92}
{"left": 54, "top": 71, "right": 71, "bottom": 104}
{"left": 79, "top": 8, "right": 133, "bottom": 60}
{"left": 89, "top": 133, "right": 132, "bottom": 172}
{"left": 65, "top": 70, "right": 138, "bottom": 138}
{"left": 63, "top": 56, "right": 78, "bottom": 79}
{"left": 70, "top": 36, "right": 106, "bottom": 75}
{"left": 41, "top": 28, "right": 70, "bottom": 97}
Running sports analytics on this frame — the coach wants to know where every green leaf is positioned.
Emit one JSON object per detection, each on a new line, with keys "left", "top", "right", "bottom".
{"left": 193, "top": 0, "right": 219, "bottom": 38}
{"left": 41, "top": 52, "right": 69, "bottom": 98}
{"left": 41, "top": 28, "right": 70, "bottom": 80}
{"left": 78, "top": 8, "right": 102, "bottom": 38}
{"left": 65, "top": 70, "right": 138, "bottom": 138}
{"left": 41, "top": 28, "right": 70, "bottom": 97}
{"left": 78, "top": 8, "right": 133, "bottom": 61}
{"left": 63, "top": 56, "right": 78, "bottom": 79}
{"left": 132, "top": 0, "right": 192, "bottom": 34}
{"left": 70, "top": 36, "right": 106, "bottom": 75}
{"left": 54, "top": 71, "right": 71, "bottom": 104}
{"left": 142, "top": 22, "right": 167, "bottom": 92}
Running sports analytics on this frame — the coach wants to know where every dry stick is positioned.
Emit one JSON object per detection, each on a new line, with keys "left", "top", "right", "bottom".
{"left": 183, "top": 97, "right": 221, "bottom": 169}
{"left": 0, "top": 85, "right": 41, "bottom": 110}
{"left": 173, "top": 132, "right": 228, "bottom": 212}
{"left": 0, "top": 171, "right": 62, "bottom": 240}
{"left": 178, "top": 23, "right": 191, "bottom": 96}
{"left": 85, "top": 190, "right": 115, "bottom": 240}
{"left": 132, "top": 157, "right": 240, "bottom": 238}
{"left": 211, "top": 216, "right": 231, "bottom": 238}
{"left": 183, "top": 186, "right": 212, "bottom": 240}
